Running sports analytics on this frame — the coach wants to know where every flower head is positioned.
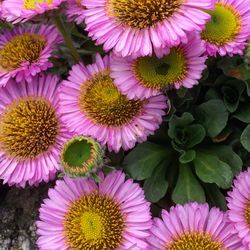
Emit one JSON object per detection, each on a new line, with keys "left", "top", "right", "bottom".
{"left": 227, "top": 168, "right": 250, "bottom": 249}
{"left": 0, "top": 24, "right": 62, "bottom": 87}
{"left": 36, "top": 170, "right": 152, "bottom": 249}
{"left": 201, "top": 0, "right": 250, "bottom": 56}
{"left": 65, "top": 0, "right": 85, "bottom": 24}
{"left": 0, "top": 1, "right": 4, "bottom": 20}
{"left": 0, "top": 74, "right": 71, "bottom": 187}
{"left": 3, "top": 0, "right": 65, "bottom": 23}
{"left": 60, "top": 135, "right": 104, "bottom": 178}
{"left": 59, "top": 54, "right": 167, "bottom": 152}
{"left": 84, "top": 0, "right": 214, "bottom": 57}
{"left": 149, "top": 202, "right": 244, "bottom": 250}
{"left": 111, "top": 34, "right": 207, "bottom": 100}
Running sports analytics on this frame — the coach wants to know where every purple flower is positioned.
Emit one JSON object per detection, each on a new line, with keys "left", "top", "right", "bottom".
{"left": 0, "top": 24, "right": 62, "bottom": 87}
{"left": 2, "top": 0, "right": 65, "bottom": 23}
{"left": 65, "top": 0, "right": 86, "bottom": 25}
{"left": 148, "top": 202, "right": 244, "bottom": 249}
{"left": 227, "top": 168, "right": 250, "bottom": 249}
{"left": 111, "top": 34, "right": 207, "bottom": 100}
{"left": 0, "top": 74, "right": 71, "bottom": 187}
{"left": 58, "top": 54, "right": 167, "bottom": 152}
{"left": 83, "top": 0, "right": 214, "bottom": 57}
{"left": 201, "top": 0, "right": 250, "bottom": 56}
{"left": 36, "top": 171, "right": 152, "bottom": 249}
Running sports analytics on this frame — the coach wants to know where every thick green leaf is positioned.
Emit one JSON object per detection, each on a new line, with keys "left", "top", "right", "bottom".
{"left": 195, "top": 99, "right": 229, "bottom": 137}
{"left": 245, "top": 80, "right": 250, "bottom": 96}
{"left": 221, "top": 80, "right": 245, "bottom": 113}
{"left": 233, "top": 104, "right": 250, "bottom": 123}
{"left": 194, "top": 151, "right": 233, "bottom": 189}
{"left": 179, "top": 150, "right": 196, "bottom": 164}
{"left": 143, "top": 160, "right": 169, "bottom": 203}
{"left": 184, "top": 124, "right": 206, "bottom": 148}
{"left": 123, "top": 142, "right": 170, "bottom": 180}
{"left": 241, "top": 125, "right": 250, "bottom": 152}
{"left": 172, "top": 164, "right": 205, "bottom": 204}
{"left": 204, "top": 183, "right": 227, "bottom": 211}
{"left": 206, "top": 146, "right": 242, "bottom": 175}
{"left": 204, "top": 88, "right": 220, "bottom": 101}
{"left": 168, "top": 113, "right": 194, "bottom": 138}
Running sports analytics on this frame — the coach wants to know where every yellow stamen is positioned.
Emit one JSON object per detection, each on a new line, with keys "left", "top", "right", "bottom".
{"left": 23, "top": 0, "right": 53, "bottom": 10}
{"left": 78, "top": 71, "right": 144, "bottom": 126}
{"left": 107, "top": 0, "right": 182, "bottom": 29}
{"left": 0, "top": 97, "right": 58, "bottom": 159}
{"left": 166, "top": 232, "right": 226, "bottom": 250}
{"left": 245, "top": 200, "right": 250, "bottom": 226}
{"left": 201, "top": 3, "right": 242, "bottom": 46}
{"left": 133, "top": 48, "right": 187, "bottom": 89}
{"left": 0, "top": 33, "right": 46, "bottom": 72}
{"left": 64, "top": 192, "right": 125, "bottom": 249}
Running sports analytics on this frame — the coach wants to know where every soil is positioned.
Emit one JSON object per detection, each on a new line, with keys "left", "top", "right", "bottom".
{"left": 0, "top": 181, "right": 54, "bottom": 250}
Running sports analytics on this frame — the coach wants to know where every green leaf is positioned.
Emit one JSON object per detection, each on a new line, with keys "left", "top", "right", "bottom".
{"left": 194, "top": 151, "right": 233, "bottom": 189}
{"left": 184, "top": 124, "right": 206, "bottom": 148}
{"left": 143, "top": 160, "right": 169, "bottom": 203}
{"left": 172, "top": 164, "right": 205, "bottom": 204}
{"left": 123, "top": 142, "right": 170, "bottom": 180}
{"left": 221, "top": 80, "right": 245, "bottom": 113}
{"left": 179, "top": 150, "right": 196, "bottom": 164}
{"left": 204, "top": 183, "right": 227, "bottom": 211}
{"left": 168, "top": 113, "right": 194, "bottom": 138}
{"left": 195, "top": 99, "right": 229, "bottom": 137}
{"left": 206, "top": 146, "right": 242, "bottom": 175}
{"left": 240, "top": 125, "right": 250, "bottom": 152}
{"left": 233, "top": 104, "right": 250, "bottom": 123}
{"left": 218, "top": 57, "right": 250, "bottom": 80}
{"left": 204, "top": 88, "right": 221, "bottom": 101}
{"left": 245, "top": 80, "right": 250, "bottom": 96}
{"left": 177, "top": 88, "right": 189, "bottom": 98}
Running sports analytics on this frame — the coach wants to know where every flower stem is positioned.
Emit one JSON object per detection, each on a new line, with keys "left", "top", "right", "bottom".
{"left": 52, "top": 13, "right": 81, "bottom": 63}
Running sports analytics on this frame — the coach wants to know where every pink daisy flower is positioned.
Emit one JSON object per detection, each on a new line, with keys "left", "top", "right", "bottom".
{"left": 0, "top": 24, "right": 62, "bottom": 87}
{"left": 2, "top": 0, "right": 65, "bottom": 23}
{"left": 201, "top": 0, "right": 250, "bottom": 56}
{"left": 59, "top": 54, "right": 167, "bottom": 152}
{"left": 0, "top": 1, "right": 3, "bottom": 19}
{"left": 65, "top": 0, "right": 85, "bottom": 25}
{"left": 227, "top": 168, "right": 250, "bottom": 248}
{"left": 83, "top": 0, "right": 214, "bottom": 57}
{"left": 36, "top": 170, "right": 152, "bottom": 249}
{"left": 148, "top": 202, "right": 244, "bottom": 250}
{"left": 111, "top": 34, "right": 207, "bottom": 100}
{"left": 0, "top": 74, "right": 71, "bottom": 187}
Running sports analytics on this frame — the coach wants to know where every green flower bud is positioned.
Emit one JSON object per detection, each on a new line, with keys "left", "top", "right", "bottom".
{"left": 60, "top": 136, "right": 104, "bottom": 178}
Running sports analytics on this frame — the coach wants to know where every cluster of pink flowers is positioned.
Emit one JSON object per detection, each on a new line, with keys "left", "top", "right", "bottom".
{"left": 0, "top": 0, "right": 250, "bottom": 249}
{"left": 36, "top": 170, "right": 249, "bottom": 249}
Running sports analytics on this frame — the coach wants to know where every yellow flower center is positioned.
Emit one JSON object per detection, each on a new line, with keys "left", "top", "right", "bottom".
{"left": 78, "top": 71, "right": 144, "bottom": 126}
{"left": 166, "top": 232, "right": 226, "bottom": 250}
{"left": 64, "top": 193, "right": 125, "bottom": 249}
{"left": 245, "top": 200, "right": 250, "bottom": 226}
{"left": 0, "top": 33, "right": 46, "bottom": 72}
{"left": 107, "top": 0, "right": 182, "bottom": 29}
{"left": 0, "top": 97, "right": 58, "bottom": 160}
{"left": 23, "top": 0, "right": 53, "bottom": 10}
{"left": 133, "top": 48, "right": 187, "bottom": 89}
{"left": 201, "top": 3, "right": 242, "bottom": 46}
